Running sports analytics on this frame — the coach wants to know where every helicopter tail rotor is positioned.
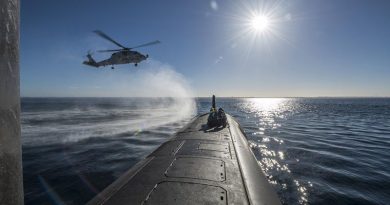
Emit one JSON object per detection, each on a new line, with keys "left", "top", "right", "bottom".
{"left": 83, "top": 51, "right": 99, "bottom": 67}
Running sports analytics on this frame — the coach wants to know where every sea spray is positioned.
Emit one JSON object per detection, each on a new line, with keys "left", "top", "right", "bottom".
{"left": 134, "top": 61, "right": 196, "bottom": 123}
{"left": 21, "top": 61, "right": 197, "bottom": 145}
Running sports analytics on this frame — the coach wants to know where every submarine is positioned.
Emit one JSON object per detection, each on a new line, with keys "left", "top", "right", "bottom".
{"left": 87, "top": 96, "right": 281, "bottom": 205}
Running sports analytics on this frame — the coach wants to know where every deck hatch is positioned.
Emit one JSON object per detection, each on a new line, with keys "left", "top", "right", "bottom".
{"left": 143, "top": 182, "right": 227, "bottom": 205}
{"left": 199, "top": 143, "right": 229, "bottom": 152}
{"left": 165, "top": 157, "right": 226, "bottom": 181}
{"left": 177, "top": 140, "right": 231, "bottom": 159}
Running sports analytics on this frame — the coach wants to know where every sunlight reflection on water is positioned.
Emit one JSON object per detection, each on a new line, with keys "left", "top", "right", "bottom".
{"left": 243, "top": 98, "right": 309, "bottom": 204}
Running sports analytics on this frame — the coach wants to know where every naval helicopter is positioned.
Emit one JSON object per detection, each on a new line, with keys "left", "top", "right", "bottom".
{"left": 83, "top": 30, "right": 160, "bottom": 69}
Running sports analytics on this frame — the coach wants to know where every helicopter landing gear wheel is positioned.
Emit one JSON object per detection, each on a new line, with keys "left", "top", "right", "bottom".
{"left": 135, "top": 63, "right": 138, "bottom": 67}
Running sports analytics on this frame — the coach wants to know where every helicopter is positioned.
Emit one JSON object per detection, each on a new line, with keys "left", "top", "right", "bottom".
{"left": 83, "top": 30, "right": 160, "bottom": 69}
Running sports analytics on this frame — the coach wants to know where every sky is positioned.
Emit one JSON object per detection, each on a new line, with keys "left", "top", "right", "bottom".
{"left": 21, "top": 0, "right": 390, "bottom": 97}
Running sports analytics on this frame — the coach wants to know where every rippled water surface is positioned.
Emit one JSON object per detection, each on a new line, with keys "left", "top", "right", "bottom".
{"left": 22, "top": 98, "right": 390, "bottom": 204}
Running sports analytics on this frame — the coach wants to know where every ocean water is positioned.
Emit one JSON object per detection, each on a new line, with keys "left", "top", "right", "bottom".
{"left": 21, "top": 98, "right": 390, "bottom": 205}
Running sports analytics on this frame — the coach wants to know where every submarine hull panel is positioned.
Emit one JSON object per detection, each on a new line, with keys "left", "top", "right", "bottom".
{"left": 87, "top": 114, "right": 281, "bottom": 205}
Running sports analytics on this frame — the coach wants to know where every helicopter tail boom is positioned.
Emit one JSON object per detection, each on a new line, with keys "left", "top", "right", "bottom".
{"left": 83, "top": 54, "right": 99, "bottom": 67}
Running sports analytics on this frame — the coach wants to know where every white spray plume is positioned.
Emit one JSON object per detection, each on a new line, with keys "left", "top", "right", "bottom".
{"left": 136, "top": 60, "right": 195, "bottom": 97}
{"left": 22, "top": 60, "right": 198, "bottom": 145}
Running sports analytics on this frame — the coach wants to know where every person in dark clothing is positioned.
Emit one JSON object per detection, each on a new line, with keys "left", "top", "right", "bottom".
{"left": 207, "top": 95, "right": 227, "bottom": 128}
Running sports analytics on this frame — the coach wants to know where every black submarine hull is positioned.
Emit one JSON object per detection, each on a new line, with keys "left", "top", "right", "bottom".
{"left": 87, "top": 114, "right": 281, "bottom": 205}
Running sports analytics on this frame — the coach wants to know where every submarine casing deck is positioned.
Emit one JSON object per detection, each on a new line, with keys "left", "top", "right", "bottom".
{"left": 88, "top": 114, "right": 281, "bottom": 205}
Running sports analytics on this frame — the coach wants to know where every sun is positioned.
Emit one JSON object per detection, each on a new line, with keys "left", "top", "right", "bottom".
{"left": 250, "top": 15, "right": 270, "bottom": 32}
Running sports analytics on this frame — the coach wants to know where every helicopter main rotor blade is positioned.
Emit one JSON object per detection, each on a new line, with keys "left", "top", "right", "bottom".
{"left": 97, "top": 49, "right": 125, "bottom": 53}
{"left": 130, "top": 40, "right": 161, "bottom": 49}
{"left": 94, "top": 30, "right": 127, "bottom": 49}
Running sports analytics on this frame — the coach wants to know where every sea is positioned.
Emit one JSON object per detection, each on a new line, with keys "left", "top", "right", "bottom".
{"left": 21, "top": 97, "right": 390, "bottom": 205}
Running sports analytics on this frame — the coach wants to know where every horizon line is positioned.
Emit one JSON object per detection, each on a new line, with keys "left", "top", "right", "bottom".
{"left": 20, "top": 96, "right": 390, "bottom": 98}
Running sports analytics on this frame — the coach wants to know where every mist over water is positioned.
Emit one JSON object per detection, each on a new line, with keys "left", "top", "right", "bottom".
{"left": 22, "top": 98, "right": 195, "bottom": 146}
{"left": 22, "top": 63, "right": 197, "bottom": 145}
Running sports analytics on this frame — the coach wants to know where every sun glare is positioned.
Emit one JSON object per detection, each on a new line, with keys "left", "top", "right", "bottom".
{"left": 251, "top": 15, "right": 270, "bottom": 32}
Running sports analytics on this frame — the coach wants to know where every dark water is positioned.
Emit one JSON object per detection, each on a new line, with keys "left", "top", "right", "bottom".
{"left": 22, "top": 98, "right": 390, "bottom": 205}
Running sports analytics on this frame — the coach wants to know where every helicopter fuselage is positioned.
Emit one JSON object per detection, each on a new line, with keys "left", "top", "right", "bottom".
{"left": 100, "top": 50, "right": 147, "bottom": 66}
{"left": 83, "top": 30, "right": 159, "bottom": 68}
{"left": 83, "top": 50, "right": 148, "bottom": 68}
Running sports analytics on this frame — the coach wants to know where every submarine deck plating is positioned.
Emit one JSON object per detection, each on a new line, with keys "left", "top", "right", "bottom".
{"left": 88, "top": 114, "right": 281, "bottom": 205}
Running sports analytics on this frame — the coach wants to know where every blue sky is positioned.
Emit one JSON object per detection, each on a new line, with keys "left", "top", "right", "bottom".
{"left": 21, "top": 0, "right": 390, "bottom": 97}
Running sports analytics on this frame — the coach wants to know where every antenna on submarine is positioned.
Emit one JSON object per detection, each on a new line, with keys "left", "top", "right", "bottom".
{"left": 212, "top": 95, "right": 216, "bottom": 110}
